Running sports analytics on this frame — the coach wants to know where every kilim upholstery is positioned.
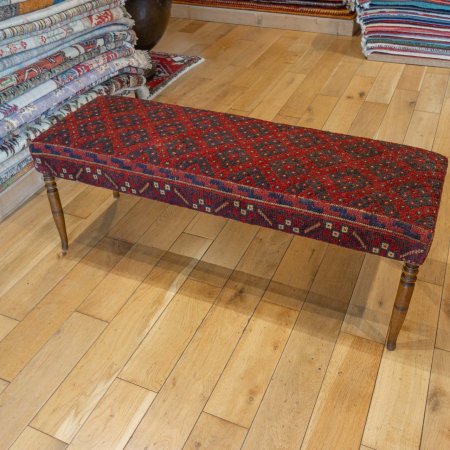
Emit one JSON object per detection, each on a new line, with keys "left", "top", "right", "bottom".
{"left": 29, "top": 95, "right": 448, "bottom": 350}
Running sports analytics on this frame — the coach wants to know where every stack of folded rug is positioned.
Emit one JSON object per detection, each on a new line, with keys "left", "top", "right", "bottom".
{"left": 348, "top": 0, "right": 450, "bottom": 62}
{"left": 0, "top": 0, "right": 152, "bottom": 195}
{"left": 173, "top": 0, "right": 355, "bottom": 19}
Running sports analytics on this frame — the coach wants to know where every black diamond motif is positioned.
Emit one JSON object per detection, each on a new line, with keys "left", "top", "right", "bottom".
{"left": 307, "top": 148, "right": 343, "bottom": 168}
{"left": 165, "top": 137, "right": 198, "bottom": 157}
{"left": 344, "top": 142, "right": 382, "bottom": 159}
{"left": 84, "top": 135, "right": 115, "bottom": 154}
{"left": 351, "top": 193, "right": 399, "bottom": 217}
{"left": 74, "top": 105, "right": 101, "bottom": 120}
{"left": 253, "top": 139, "right": 287, "bottom": 157}
{"left": 191, "top": 114, "right": 221, "bottom": 130}
{"left": 147, "top": 105, "right": 177, "bottom": 121}
{"left": 127, "top": 146, "right": 160, "bottom": 164}
{"left": 156, "top": 122, "right": 187, "bottom": 136}
{"left": 46, "top": 127, "right": 71, "bottom": 146}
{"left": 288, "top": 130, "right": 320, "bottom": 149}
{"left": 176, "top": 156, "right": 214, "bottom": 176}
{"left": 203, "top": 129, "right": 235, "bottom": 147}
{"left": 112, "top": 113, "right": 142, "bottom": 129}
{"left": 107, "top": 99, "right": 135, "bottom": 114}
{"left": 287, "top": 178, "right": 331, "bottom": 201}
{"left": 239, "top": 122, "right": 272, "bottom": 139}
{"left": 402, "top": 150, "right": 438, "bottom": 172}
{"left": 78, "top": 120, "right": 106, "bottom": 137}
{"left": 331, "top": 168, "right": 369, "bottom": 192}
{"left": 270, "top": 157, "right": 306, "bottom": 179}
{"left": 394, "top": 182, "right": 433, "bottom": 208}
{"left": 227, "top": 167, "right": 270, "bottom": 189}
{"left": 119, "top": 129, "right": 149, "bottom": 147}
{"left": 216, "top": 147, "right": 250, "bottom": 168}
{"left": 369, "top": 160, "right": 405, "bottom": 181}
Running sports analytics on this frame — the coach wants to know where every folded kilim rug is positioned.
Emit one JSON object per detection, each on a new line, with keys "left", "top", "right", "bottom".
{"left": 145, "top": 51, "right": 204, "bottom": 99}
{"left": 351, "top": 0, "right": 450, "bottom": 61}
{"left": 174, "top": 0, "right": 356, "bottom": 18}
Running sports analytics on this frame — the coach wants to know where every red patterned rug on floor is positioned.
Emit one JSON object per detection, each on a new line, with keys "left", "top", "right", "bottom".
{"left": 146, "top": 52, "right": 204, "bottom": 99}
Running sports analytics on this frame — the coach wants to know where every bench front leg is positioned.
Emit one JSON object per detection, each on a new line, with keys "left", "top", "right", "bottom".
{"left": 386, "top": 262, "right": 419, "bottom": 350}
{"left": 44, "top": 174, "right": 68, "bottom": 255}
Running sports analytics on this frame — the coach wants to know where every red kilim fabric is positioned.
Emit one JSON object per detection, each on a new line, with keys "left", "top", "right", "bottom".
{"left": 30, "top": 96, "right": 447, "bottom": 265}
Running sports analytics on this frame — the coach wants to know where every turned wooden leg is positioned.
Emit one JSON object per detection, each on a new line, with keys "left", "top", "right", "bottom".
{"left": 113, "top": 190, "right": 120, "bottom": 198}
{"left": 386, "top": 262, "right": 419, "bottom": 351}
{"left": 44, "top": 174, "right": 68, "bottom": 255}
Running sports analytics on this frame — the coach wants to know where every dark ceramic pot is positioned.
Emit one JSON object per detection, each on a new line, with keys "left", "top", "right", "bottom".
{"left": 126, "top": 0, "right": 172, "bottom": 50}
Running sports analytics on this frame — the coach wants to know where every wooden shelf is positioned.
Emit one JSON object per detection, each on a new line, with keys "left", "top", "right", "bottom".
{"left": 171, "top": 3, "right": 359, "bottom": 36}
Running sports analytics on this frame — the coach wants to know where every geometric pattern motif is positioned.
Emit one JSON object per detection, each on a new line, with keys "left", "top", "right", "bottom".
{"left": 30, "top": 96, "right": 448, "bottom": 265}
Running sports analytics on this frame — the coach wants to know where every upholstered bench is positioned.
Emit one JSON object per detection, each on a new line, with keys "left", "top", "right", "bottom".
{"left": 30, "top": 95, "right": 448, "bottom": 350}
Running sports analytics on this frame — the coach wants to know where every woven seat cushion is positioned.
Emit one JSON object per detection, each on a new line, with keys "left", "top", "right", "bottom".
{"left": 30, "top": 95, "right": 448, "bottom": 265}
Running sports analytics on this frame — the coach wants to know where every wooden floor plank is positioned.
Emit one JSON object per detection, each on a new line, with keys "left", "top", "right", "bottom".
{"left": 190, "top": 220, "right": 258, "bottom": 287}
{"left": 300, "top": 333, "right": 383, "bottom": 450}
{"left": 242, "top": 246, "right": 364, "bottom": 450}
{"left": 108, "top": 198, "right": 168, "bottom": 243}
{"left": 68, "top": 379, "right": 156, "bottom": 450}
{"left": 342, "top": 255, "right": 402, "bottom": 344}
{"left": 184, "top": 213, "right": 227, "bottom": 240}
{"left": 404, "top": 110, "right": 440, "bottom": 150}
{"left": 250, "top": 72, "right": 306, "bottom": 121}
{"left": 0, "top": 195, "right": 138, "bottom": 321}
{"left": 64, "top": 186, "right": 112, "bottom": 219}
{"left": 0, "top": 379, "right": 8, "bottom": 395}
{"left": 420, "top": 348, "right": 450, "bottom": 449}
{"left": 397, "top": 65, "right": 425, "bottom": 91}
{"left": 415, "top": 71, "right": 449, "bottom": 114}
{"left": 0, "top": 313, "right": 105, "bottom": 448}
{"left": 362, "top": 281, "right": 442, "bottom": 450}
{"left": 120, "top": 278, "right": 222, "bottom": 391}
{"left": 0, "top": 237, "right": 131, "bottom": 381}
{"left": 296, "top": 94, "right": 338, "bottom": 129}
{"left": 349, "top": 101, "right": 388, "bottom": 138}
{"left": 263, "top": 237, "right": 327, "bottom": 311}
{"left": 205, "top": 301, "right": 298, "bottom": 427}
{"left": 366, "top": 63, "right": 404, "bottom": 104}
{"left": 0, "top": 314, "right": 18, "bottom": 341}
{"left": 77, "top": 244, "right": 165, "bottom": 322}
{"left": 376, "top": 89, "right": 418, "bottom": 144}
{"left": 31, "top": 234, "right": 211, "bottom": 443}
{"left": 323, "top": 75, "right": 375, "bottom": 134}
{"left": 11, "top": 427, "right": 68, "bottom": 450}
{"left": 138, "top": 205, "right": 198, "bottom": 251}
{"left": 280, "top": 39, "right": 352, "bottom": 119}
{"left": 183, "top": 413, "right": 247, "bottom": 450}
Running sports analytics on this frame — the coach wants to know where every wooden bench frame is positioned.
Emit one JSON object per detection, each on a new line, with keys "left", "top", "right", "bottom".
{"left": 43, "top": 174, "right": 419, "bottom": 351}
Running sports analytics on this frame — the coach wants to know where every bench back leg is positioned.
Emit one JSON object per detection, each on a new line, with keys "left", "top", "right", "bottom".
{"left": 386, "top": 262, "right": 419, "bottom": 350}
{"left": 44, "top": 175, "right": 68, "bottom": 255}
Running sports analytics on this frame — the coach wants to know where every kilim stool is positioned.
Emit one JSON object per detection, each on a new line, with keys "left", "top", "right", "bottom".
{"left": 29, "top": 95, "right": 448, "bottom": 351}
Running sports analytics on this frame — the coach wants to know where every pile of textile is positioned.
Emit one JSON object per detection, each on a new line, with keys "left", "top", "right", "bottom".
{"left": 0, "top": 0, "right": 151, "bottom": 193}
{"left": 348, "top": 0, "right": 450, "bottom": 61}
{"left": 173, "top": 0, "right": 355, "bottom": 19}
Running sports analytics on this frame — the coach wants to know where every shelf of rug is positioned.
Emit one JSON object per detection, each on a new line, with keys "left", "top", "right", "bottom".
{"left": 0, "top": 0, "right": 152, "bottom": 220}
{"left": 349, "top": 0, "right": 450, "bottom": 67}
{"left": 172, "top": 0, "right": 358, "bottom": 36}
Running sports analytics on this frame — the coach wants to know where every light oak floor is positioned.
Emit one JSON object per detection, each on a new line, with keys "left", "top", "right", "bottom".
{"left": 1, "top": 18, "right": 450, "bottom": 450}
